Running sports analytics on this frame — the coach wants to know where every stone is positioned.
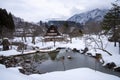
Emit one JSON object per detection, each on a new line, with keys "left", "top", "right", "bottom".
{"left": 81, "top": 47, "right": 88, "bottom": 54}
{"left": 87, "top": 53, "right": 93, "bottom": 56}
{"left": 72, "top": 48, "right": 80, "bottom": 53}
{"left": 114, "top": 67, "right": 120, "bottom": 72}
{"left": 67, "top": 56, "right": 72, "bottom": 59}
{"left": 104, "top": 62, "right": 116, "bottom": 69}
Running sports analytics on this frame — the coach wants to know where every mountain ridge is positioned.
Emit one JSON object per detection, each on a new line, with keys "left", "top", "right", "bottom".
{"left": 68, "top": 8, "right": 108, "bottom": 24}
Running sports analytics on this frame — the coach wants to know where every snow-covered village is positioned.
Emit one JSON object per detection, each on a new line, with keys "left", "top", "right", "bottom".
{"left": 0, "top": 0, "right": 120, "bottom": 80}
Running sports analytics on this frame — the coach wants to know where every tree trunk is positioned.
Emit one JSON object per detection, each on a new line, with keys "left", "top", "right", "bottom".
{"left": 0, "top": 26, "right": 3, "bottom": 39}
{"left": 32, "top": 36, "right": 35, "bottom": 44}
{"left": 53, "top": 38, "right": 56, "bottom": 47}
{"left": 70, "top": 37, "right": 72, "bottom": 43}
{"left": 114, "top": 42, "right": 117, "bottom": 47}
{"left": 24, "top": 36, "right": 27, "bottom": 42}
{"left": 119, "top": 42, "right": 120, "bottom": 54}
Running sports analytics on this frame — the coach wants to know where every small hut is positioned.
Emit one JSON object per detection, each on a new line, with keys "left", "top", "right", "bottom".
{"left": 44, "top": 25, "right": 64, "bottom": 46}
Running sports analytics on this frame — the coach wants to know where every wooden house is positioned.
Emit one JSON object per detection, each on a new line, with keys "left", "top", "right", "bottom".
{"left": 44, "top": 25, "right": 64, "bottom": 46}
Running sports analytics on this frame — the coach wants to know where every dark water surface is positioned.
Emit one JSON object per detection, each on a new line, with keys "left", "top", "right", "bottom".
{"left": 17, "top": 49, "right": 120, "bottom": 77}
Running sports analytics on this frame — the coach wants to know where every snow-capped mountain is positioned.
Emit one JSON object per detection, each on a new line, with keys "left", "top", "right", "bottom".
{"left": 68, "top": 8, "right": 108, "bottom": 24}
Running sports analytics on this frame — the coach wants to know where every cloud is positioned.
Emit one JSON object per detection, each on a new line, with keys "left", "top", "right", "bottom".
{"left": 0, "top": 0, "right": 115, "bottom": 22}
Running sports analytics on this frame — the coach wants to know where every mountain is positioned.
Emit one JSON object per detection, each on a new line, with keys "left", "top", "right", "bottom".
{"left": 68, "top": 8, "right": 108, "bottom": 24}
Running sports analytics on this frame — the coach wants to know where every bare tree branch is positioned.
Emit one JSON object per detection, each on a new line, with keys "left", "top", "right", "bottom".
{"left": 84, "top": 35, "right": 112, "bottom": 56}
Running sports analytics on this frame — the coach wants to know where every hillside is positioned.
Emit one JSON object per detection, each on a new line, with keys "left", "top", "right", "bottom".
{"left": 68, "top": 8, "right": 108, "bottom": 24}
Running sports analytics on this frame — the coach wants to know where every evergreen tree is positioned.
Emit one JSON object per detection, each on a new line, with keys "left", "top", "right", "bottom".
{"left": 0, "top": 8, "right": 15, "bottom": 38}
{"left": 102, "top": 3, "right": 120, "bottom": 32}
{"left": 102, "top": 2, "right": 120, "bottom": 54}
{"left": 0, "top": 8, "right": 8, "bottom": 38}
{"left": 8, "top": 13, "right": 15, "bottom": 30}
{"left": 102, "top": 3, "right": 120, "bottom": 43}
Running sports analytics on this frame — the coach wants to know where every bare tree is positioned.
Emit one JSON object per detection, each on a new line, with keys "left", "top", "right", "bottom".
{"left": 21, "top": 22, "right": 28, "bottom": 42}
{"left": 31, "top": 27, "right": 37, "bottom": 44}
{"left": 84, "top": 34, "right": 112, "bottom": 56}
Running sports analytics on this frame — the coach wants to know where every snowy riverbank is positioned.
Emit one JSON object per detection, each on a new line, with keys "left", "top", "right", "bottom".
{"left": 0, "top": 35, "right": 120, "bottom": 67}
{"left": 0, "top": 64, "right": 120, "bottom": 80}
{"left": 0, "top": 35, "right": 120, "bottom": 80}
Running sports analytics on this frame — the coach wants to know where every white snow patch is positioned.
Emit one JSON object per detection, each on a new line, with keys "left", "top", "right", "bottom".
{"left": 0, "top": 50, "right": 21, "bottom": 56}
{"left": 30, "top": 68, "right": 120, "bottom": 80}
{"left": 0, "top": 64, "right": 34, "bottom": 80}
{"left": 0, "top": 64, "right": 120, "bottom": 80}
{"left": 0, "top": 35, "right": 120, "bottom": 66}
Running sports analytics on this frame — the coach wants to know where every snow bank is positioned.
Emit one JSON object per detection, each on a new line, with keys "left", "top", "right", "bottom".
{"left": 0, "top": 64, "right": 120, "bottom": 80}
{"left": 31, "top": 68, "right": 120, "bottom": 80}
{"left": 0, "top": 35, "right": 120, "bottom": 66}
{"left": 0, "top": 50, "right": 21, "bottom": 56}
{"left": 103, "top": 55, "right": 120, "bottom": 67}
{"left": 0, "top": 64, "right": 33, "bottom": 80}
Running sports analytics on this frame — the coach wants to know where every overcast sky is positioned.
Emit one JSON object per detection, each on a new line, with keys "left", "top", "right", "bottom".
{"left": 0, "top": 0, "right": 116, "bottom": 22}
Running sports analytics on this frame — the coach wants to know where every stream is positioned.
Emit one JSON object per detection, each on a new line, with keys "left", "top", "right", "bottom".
{"left": 1, "top": 48, "right": 120, "bottom": 77}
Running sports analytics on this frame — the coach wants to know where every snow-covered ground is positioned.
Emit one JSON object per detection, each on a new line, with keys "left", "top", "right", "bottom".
{"left": 0, "top": 35, "right": 120, "bottom": 66}
{"left": 0, "top": 35, "right": 120, "bottom": 80}
{"left": 0, "top": 64, "right": 120, "bottom": 80}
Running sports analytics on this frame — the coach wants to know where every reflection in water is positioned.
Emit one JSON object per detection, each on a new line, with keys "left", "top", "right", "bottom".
{"left": 48, "top": 50, "right": 58, "bottom": 60}
{"left": 4, "top": 48, "right": 120, "bottom": 76}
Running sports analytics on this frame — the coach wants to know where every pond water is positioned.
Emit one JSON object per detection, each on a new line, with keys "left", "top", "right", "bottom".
{"left": 11, "top": 48, "right": 120, "bottom": 77}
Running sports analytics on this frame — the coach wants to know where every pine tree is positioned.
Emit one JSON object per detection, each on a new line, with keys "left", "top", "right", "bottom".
{"left": 102, "top": 4, "right": 120, "bottom": 31}
{"left": 0, "top": 8, "right": 8, "bottom": 38}
{"left": 8, "top": 13, "right": 15, "bottom": 30}
{"left": 0, "top": 8, "right": 15, "bottom": 38}
{"left": 102, "top": 3, "right": 120, "bottom": 54}
{"left": 102, "top": 3, "right": 120, "bottom": 42}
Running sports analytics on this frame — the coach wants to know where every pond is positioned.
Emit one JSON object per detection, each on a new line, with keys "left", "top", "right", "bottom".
{"left": 2, "top": 48, "right": 120, "bottom": 77}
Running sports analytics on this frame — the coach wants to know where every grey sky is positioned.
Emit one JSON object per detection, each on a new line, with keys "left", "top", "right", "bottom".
{"left": 0, "top": 0, "right": 115, "bottom": 22}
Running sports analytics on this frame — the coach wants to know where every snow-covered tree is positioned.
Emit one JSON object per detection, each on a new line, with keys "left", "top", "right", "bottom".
{"left": 102, "top": 3, "right": 120, "bottom": 46}
{"left": 84, "top": 35, "right": 112, "bottom": 56}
